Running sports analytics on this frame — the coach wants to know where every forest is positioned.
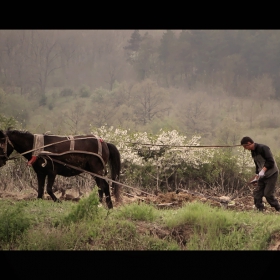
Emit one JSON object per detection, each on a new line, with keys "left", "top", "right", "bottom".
{"left": 0, "top": 29, "right": 280, "bottom": 150}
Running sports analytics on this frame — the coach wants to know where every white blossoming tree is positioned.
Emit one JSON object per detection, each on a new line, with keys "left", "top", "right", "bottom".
{"left": 91, "top": 125, "right": 253, "bottom": 193}
{"left": 90, "top": 125, "right": 257, "bottom": 194}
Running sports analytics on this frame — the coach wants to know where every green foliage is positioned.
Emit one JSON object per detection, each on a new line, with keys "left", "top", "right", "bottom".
{"left": 1, "top": 197, "right": 280, "bottom": 250}
{"left": 48, "top": 102, "right": 54, "bottom": 110}
{"left": 132, "top": 33, "right": 158, "bottom": 81}
{"left": 124, "top": 30, "right": 142, "bottom": 52}
{"left": 62, "top": 190, "right": 100, "bottom": 225}
{"left": 79, "top": 85, "right": 91, "bottom": 98}
{"left": 115, "top": 202, "right": 157, "bottom": 221}
{"left": 92, "top": 87, "right": 110, "bottom": 102}
{"left": 91, "top": 220, "right": 138, "bottom": 250}
{"left": 141, "top": 236, "right": 180, "bottom": 250}
{"left": 158, "top": 30, "right": 177, "bottom": 63}
{"left": 122, "top": 163, "right": 156, "bottom": 188}
{"left": 87, "top": 219, "right": 179, "bottom": 250}
{"left": 0, "top": 114, "right": 18, "bottom": 130}
{"left": 18, "top": 223, "right": 90, "bottom": 250}
{"left": 3, "top": 30, "right": 280, "bottom": 98}
{"left": 92, "top": 126, "right": 251, "bottom": 193}
{"left": 39, "top": 95, "right": 47, "bottom": 106}
{"left": 0, "top": 204, "right": 31, "bottom": 245}
{"left": 162, "top": 201, "right": 280, "bottom": 250}
{"left": 60, "top": 88, "right": 74, "bottom": 97}
{"left": 164, "top": 201, "right": 232, "bottom": 228}
{"left": 196, "top": 149, "right": 251, "bottom": 187}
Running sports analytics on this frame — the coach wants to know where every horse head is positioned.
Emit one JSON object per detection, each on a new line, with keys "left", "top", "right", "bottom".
{"left": 0, "top": 130, "right": 15, "bottom": 167}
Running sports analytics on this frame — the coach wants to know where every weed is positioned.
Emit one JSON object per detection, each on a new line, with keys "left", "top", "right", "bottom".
{"left": 62, "top": 191, "right": 100, "bottom": 225}
{"left": 114, "top": 202, "right": 157, "bottom": 221}
{"left": 0, "top": 204, "right": 31, "bottom": 246}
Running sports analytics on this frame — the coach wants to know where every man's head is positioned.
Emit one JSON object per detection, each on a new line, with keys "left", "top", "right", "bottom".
{"left": 241, "top": 136, "right": 255, "bottom": 150}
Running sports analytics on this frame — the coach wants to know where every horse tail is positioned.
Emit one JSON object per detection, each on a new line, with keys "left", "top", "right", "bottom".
{"left": 107, "top": 142, "right": 121, "bottom": 202}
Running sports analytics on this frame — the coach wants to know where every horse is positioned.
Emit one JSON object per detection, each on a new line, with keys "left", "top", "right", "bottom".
{"left": 0, "top": 129, "right": 121, "bottom": 209}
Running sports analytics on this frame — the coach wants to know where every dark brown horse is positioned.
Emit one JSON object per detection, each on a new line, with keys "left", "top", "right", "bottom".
{"left": 0, "top": 129, "right": 121, "bottom": 209}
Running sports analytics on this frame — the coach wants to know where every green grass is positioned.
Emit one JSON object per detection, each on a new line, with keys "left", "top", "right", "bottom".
{"left": 61, "top": 191, "right": 100, "bottom": 225}
{"left": 0, "top": 203, "right": 31, "bottom": 246}
{"left": 160, "top": 201, "right": 280, "bottom": 250}
{"left": 113, "top": 201, "right": 158, "bottom": 221}
{"left": 1, "top": 194, "right": 280, "bottom": 250}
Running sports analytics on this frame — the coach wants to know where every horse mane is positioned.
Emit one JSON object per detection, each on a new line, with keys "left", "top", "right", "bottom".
{"left": 6, "top": 128, "right": 33, "bottom": 137}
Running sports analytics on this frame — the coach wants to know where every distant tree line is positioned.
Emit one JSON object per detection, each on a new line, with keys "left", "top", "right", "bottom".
{"left": 1, "top": 30, "right": 280, "bottom": 98}
{"left": 124, "top": 30, "right": 280, "bottom": 98}
{"left": 2, "top": 30, "right": 280, "bottom": 152}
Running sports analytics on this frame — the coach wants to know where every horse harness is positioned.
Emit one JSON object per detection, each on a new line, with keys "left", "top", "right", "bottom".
{"left": 65, "top": 135, "right": 102, "bottom": 155}
{"left": 1, "top": 134, "right": 107, "bottom": 173}
{"left": 0, "top": 136, "right": 14, "bottom": 160}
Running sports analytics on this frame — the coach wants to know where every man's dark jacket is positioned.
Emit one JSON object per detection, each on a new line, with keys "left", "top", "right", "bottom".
{"left": 251, "top": 143, "right": 279, "bottom": 177}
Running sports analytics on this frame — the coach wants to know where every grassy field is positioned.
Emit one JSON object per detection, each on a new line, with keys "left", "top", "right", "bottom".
{"left": 1, "top": 188, "right": 280, "bottom": 250}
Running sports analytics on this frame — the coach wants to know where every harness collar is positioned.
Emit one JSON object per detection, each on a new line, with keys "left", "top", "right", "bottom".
{"left": 0, "top": 135, "right": 14, "bottom": 160}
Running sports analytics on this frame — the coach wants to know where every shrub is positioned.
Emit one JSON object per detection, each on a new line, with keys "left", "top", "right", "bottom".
{"left": 0, "top": 114, "right": 18, "bottom": 130}
{"left": 0, "top": 204, "right": 31, "bottom": 245}
{"left": 62, "top": 191, "right": 100, "bottom": 225}
{"left": 79, "top": 86, "right": 91, "bottom": 98}
{"left": 48, "top": 102, "right": 54, "bottom": 110}
{"left": 60, "top": 88, "right": 73, "bottom": 97}
{"left": 39, "top": 95, "right": 47, "bottom": 106}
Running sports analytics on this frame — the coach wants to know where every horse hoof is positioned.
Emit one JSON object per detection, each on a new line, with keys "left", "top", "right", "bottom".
{"left": 107, "top": 202, "right": 113, "bottom": 209}
{"left": 55, "top": 199, "right": 62, "bottom": 203}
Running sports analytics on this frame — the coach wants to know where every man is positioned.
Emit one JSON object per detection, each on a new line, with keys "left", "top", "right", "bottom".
{"left": 241, "top": 136, "right": 280, "bottom": 212}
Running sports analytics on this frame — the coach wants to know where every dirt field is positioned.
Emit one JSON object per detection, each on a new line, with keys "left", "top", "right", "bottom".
{"left": 0, "top": 187, "right": 262, "bottom": 212}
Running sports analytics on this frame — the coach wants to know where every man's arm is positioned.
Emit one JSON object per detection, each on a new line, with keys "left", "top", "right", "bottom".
{"left": 261, "top": 145, "right": 275, "bottom": 170}
{"left": 253, "top": 159, "right": 258, "bottom": 174}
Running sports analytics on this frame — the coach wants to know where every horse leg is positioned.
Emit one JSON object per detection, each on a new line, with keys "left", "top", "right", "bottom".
{"left": 95, "top": 177, "right": 104, "bottom": 203}
{"left": 95, "top": 177, "right": 113, "bottom": 209}
{"left": 37, "top": 173, "right": 46, "bottom": 199}
{"left": 46, "top": 173, "right": 61, "bottom": 203}
{"left": 98, "top": 189, "right": 104, "bottom": 203}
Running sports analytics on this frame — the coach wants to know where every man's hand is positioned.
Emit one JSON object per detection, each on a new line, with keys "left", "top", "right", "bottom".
{"left": 259, "top": 169, "right": 265, "bottom": 178}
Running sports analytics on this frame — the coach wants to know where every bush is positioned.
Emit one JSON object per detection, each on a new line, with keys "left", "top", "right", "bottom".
{"left": 39, "top": 95, "right": 47, "bottom": 106}
{"left": 91, "top": 87, "right": 110, "bottom": 102}
{"left": 90, "top": 126, "right": 254, "bottom": 193}
{"left": 60, "top": 88, "right": 73, "bottom": 97}
{"left": 62, "top": 191, "right": 100, "bottom": 225}
{"left": 0, "top": 114, "right": 18, "bottom": 130}
{"left": 79, "top": 86, "right": 91, "bottom": 98}
{"left": 48, "top": 102, "right": 54, "bottom": 110}
{"left": 0, "top": 204, "right": 31, "bottom": 245}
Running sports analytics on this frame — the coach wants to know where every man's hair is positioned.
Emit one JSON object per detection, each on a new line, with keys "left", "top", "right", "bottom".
{"left": 240, "top": 136, "right": 254, "bottom": 145}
